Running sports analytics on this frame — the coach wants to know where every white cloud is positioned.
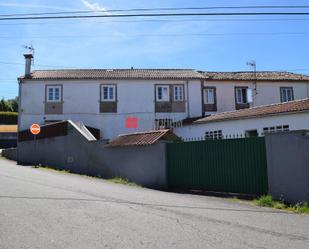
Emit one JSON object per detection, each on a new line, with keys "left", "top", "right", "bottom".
{"left": 81, "top": 0, "right": 107, "bottom": 12}
{"left": 0, "top": 2, "right": 76, "bottom": 11}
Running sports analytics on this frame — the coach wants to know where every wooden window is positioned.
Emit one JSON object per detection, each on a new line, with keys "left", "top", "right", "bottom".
{"left": 46, "top": 86, "right": 62, "bottom": 102}
{"left": 101, "top": 85, "right": 116, "bottom": 101}
{"left": 280, "top": 87, "right": 294, "bottom": 102}
{"left": 156, "top": 85, "right": 170, "bottom": 102}
{"left": 235, "top": 87, "right": 248, "bottom": 104}
{"left": 173, "top": 85, "right": 184, "bottom": 101}
{"left": 204, "top": 88, "right": 215, "bottom": 104}
{"left": 203, "top": 87, "right": 217, "bottom": 112}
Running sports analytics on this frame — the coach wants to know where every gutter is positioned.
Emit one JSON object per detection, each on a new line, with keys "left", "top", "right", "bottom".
{"left": 186, "top": 80, "right": 190, "bottom": 118}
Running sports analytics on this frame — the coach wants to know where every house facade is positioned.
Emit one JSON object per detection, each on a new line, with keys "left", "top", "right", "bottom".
{"left": 18, "top": 54, "right": 309, "bottom": 139}
{"left": 175, "top": 98, "right": 309, "bottom": 140}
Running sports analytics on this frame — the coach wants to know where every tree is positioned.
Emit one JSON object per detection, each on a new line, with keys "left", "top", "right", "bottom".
{"left": 0, "top": 97, "right": 18, "bottom": 112}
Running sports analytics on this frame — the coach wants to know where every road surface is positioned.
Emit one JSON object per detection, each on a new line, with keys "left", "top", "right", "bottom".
{"left": 0, "top": 157, "right": 308, "bottom": 249}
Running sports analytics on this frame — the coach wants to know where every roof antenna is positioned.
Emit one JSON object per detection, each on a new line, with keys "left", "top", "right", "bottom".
{"left": 22, "top": 44, "right": 35, "bottom": 65}
{"left": 246, "top": 60, "right": 257, "bottom": 95}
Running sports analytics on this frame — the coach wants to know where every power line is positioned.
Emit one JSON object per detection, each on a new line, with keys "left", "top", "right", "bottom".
{"left": 1, "top": 5, "right": 309, "bottom": 17}
{"left": 1, "top": 32, "right": 309, "bottom": 40}
{"left": 1, "top": 17, "right": 309, "bottom": 26}
{"left": 1, "top": 12, "right": 309, "bottom": 21}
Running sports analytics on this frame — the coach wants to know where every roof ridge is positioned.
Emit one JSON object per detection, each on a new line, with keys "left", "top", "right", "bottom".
{"left": 195, "top": 98, "right": 309, "bottom": 124}
{"left": 203, "top": 98, "right": 309, "bottom": 117}
{"left": 118, "top": 129, "right": 169, "bottom": 137}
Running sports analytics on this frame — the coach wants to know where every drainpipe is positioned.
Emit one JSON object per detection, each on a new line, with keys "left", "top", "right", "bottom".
{"left": 186, "top": 80, "right": 190, "bottom": 118}
{"left": 201, "top": 80, "right": 205, "bottom": 117}
{"left": 17, "top": 78, "right": 22, "bottom": 164}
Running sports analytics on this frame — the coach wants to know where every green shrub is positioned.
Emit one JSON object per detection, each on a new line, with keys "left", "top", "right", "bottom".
{"left": 0, "top": 112, "right": 18, "bottom": 124}
{"left": 255, "top": 195, "right": 275, "bottom": 207}
{"left": 108, "top": 177, "right": 139, "bottom": 186}
{"left": 288, "top": 202, "right": 309, "bottom": 214}
{"left": 255, "top": 196, "right": 309, "bottom": 214}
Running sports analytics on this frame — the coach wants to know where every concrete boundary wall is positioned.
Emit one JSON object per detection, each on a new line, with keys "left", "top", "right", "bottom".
{"left": 1, "top": 148, "right": 17, "bottom": 161}
{"left": 265, "top": 130, "right": 309, "bottom": 204}
{"left": 17, "top": 125, "right": 168, "bottom": 189}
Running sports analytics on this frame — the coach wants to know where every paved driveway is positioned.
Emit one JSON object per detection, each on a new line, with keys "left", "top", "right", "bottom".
{"left": 0, "top": 157, "right": 309, "bottom": 249}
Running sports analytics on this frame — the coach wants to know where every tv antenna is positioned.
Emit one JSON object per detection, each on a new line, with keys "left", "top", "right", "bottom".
{"left": 246, "top": 60, "right": 257, "bottom": 94}
{"left": 22, "top": 44, "right": 35, "bottom": 64}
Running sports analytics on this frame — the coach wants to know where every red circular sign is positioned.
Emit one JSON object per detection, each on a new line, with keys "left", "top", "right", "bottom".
{"left": 30, "top": 124, "right": 41, "bottom": 135}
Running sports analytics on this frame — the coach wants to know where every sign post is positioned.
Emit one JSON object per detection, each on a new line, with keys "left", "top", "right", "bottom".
{"left": 30, "top": 124, "right": 41, "bottom": 156}
{"left": 30, "top": 124, "right": 41, "bottom": 136}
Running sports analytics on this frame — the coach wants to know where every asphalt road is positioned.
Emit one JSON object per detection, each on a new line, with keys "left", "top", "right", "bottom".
{"left": 0, "top": 157, "right": 309, "bottom": 249}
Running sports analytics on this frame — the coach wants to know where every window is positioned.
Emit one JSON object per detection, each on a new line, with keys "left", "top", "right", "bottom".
{"left": 280, "top": 87, "right": 294, "bottom": 102}
{"left": 174, "top": 85, "right": 184, "bottom": 101}
{"left": 204, "top": 88, "right": 215, "bottom": 104}
{"left": 263, "top": 125, "right": 289, "bottom": 135}
{"left": 245, "top": 129, "right": 258, "bottom": 137}
{"left": 235, "top": 87, "right": 248, "bottom": 104}
{"left": 156, "top": 85, "right": 170, "bottom": 102}
{"left": 155, "top": 119, "right": 173, "bottom": 129}
{"left": 46, "top": 86, "right": 61, "bottom": 102}
{"left": 101, "top": 85, "right": 116, "bottom": 101}
{"left": 205, "top": 130, "right": 223, "bottom": 140}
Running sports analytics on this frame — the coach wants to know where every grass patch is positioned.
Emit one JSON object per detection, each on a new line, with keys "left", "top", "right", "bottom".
{"left": 31, "top": 164, "right": 70, "bottom": 173}
{"left": 254, "top": 195, "right": 309, "bottom": 214}
{"left": 108, "top": 177, "right": 139, "bottom": 187}
{"left": 30, "top": 164, "right": 141, "bottom": 187}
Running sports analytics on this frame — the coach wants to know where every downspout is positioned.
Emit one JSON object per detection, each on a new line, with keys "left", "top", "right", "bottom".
{"left": 201, "top": 80, "right": 205, "bottom": 117}
{"left": 17, "top": 78, "right": 22, "bottom": 164}
{"left": 186, "top": 80, "right": 190, "bottom": 118}
{"left": 307, "top": 81, "right": 309, "bottom": 98}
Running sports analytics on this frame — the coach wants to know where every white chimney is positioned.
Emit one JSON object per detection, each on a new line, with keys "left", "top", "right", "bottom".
{"left": 24, "top": 53, "right": 33, "bottom": 77}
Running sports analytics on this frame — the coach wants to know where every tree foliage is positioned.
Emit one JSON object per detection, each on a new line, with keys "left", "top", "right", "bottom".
{"left": 0, "top": 97, "right": 18, "bottom": 112}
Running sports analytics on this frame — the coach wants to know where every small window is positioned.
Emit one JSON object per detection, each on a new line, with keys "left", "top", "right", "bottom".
{"left": 101, "top": 85, "right": 116, "bottom": 101}
{"left": 263, "top": 125, "right": 289, "bottom": 135}
{"left": 46, "top": 86, "right": 61, "bottom": 102}
{"left": 245, "top": 129, "right": 258, "bottom": 137}
{"left": 280, "top": 87, "right": 294, "bottom": 102}
{"left": 205, "top": 130, "right": 223, "bottom": 140}
{"left": 173, "top": 85, "right": 184, "bottom": 101}
{"left": 155, "top": 119, "right": 173, "bottom": 129}
{"left": 156, "top": 85, "right": 170, "bottom": 102}
{"left": 235, "top": 87, "right": 248, "bottom": 104}
{"left": 204, "top": 88, "right": 215, "bottom": 104}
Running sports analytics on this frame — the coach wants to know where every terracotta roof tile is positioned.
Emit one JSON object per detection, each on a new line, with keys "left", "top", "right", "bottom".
{"left": 201, "top": 71, "right": 309, "bottom": 81}
{"left": 21, "top": 69, "right": 203, "bottom": 80}
{"left": 20, "top": 69, "right": 309, "bottom": 82}
{"left": 106, "top": 129, "right": 180, "bottom": 147}
{"left": 195, "top": 98, "right": 309, "bottom": 124}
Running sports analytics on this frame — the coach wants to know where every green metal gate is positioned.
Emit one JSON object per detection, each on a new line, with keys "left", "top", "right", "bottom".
{"left": 167, "top": 137, "right": 268, "bottom": 195}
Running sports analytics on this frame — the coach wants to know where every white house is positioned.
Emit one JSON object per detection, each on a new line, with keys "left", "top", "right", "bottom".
{"left": 174, "top": 98, "right": 309, "bottom": 140}
{"left": 18, "top": 54, "right": 309, "bottom": 140}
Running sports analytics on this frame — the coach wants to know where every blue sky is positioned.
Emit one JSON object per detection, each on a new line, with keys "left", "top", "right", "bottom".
{"left": 0, "top": 0, "right": 309, "bottom": 99}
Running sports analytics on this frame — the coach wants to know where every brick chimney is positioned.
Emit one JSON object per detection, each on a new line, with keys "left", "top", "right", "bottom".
{"left": 24, "top": 53, "right": 33, "bottom": 77}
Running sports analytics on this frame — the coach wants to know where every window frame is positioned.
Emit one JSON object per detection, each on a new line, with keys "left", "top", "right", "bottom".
{"left": 173, "top": 85, "right": 184, "bottom": 102}
{"left": 263, "top": 125, "right": 290, "bottom": 135}
{"left": 203, "top": 87, "right": 216, "bottom": 104}
{"left": 280, "top": 87, "right": 294, "bottom": 102}
{"left": 101, "top": 84, "right": 116, "bottom": 102}
{"left": 46, "top": 85, "right": 62, "bottom": 103}
{"left": 156, "top": 85, "right": 170, "bottom": 102}
{"left": 235, "top": 86, "right": 248, "bottom": 104}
